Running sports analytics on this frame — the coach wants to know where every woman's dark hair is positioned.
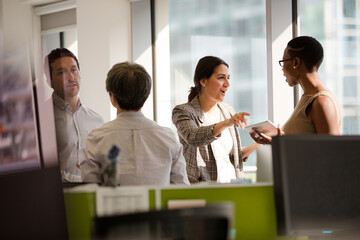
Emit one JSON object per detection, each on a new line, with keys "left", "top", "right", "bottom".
{"left": 287, "top": 36, "right": 323, "bottom": 72}
{"left": 188, "top": 56, "right": 229, "bottom": 102}
{"left": 106, "top": 62, "right": 151, "bottom": 111}
{"left": 47, "top": 48, "right": 80, "bottom": 80}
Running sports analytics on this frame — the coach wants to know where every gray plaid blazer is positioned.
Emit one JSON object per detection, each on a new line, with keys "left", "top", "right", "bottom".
{"left": 172, "top": 96, "right": 243, "bottom": 183}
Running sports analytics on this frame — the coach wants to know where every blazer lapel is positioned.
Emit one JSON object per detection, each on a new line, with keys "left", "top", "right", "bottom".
{"left": 218, "top": 103, "right": 236, "bottom": 142}
{"left": 218, "top": 103, "right": 238, "bottom": 162}
{"left": 190, "top": 96, "right": 207, "bottom": 126}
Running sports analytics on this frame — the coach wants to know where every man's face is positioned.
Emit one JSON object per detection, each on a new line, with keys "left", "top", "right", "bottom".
{"left": 50, "top": 56, "right": 80, "bottom": 100}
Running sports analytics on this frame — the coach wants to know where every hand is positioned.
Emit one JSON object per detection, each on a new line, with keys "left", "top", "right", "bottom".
{"left": 249, "top": 124, "right": 283, "bottom": 144}
{"left": 228, "top": 112, "right": 250, "bottom": 129}
{"left": 250, "top": 128, "right": 272, "bottom": 144}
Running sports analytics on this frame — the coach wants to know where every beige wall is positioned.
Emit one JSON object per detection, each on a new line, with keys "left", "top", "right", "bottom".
{"left": 77, "top": 0, "right": 132, "bottom": 122}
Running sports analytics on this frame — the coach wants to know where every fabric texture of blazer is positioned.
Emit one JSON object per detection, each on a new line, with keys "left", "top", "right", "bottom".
{"left": 172, "top": 96, "right": 244, "bottom": 183}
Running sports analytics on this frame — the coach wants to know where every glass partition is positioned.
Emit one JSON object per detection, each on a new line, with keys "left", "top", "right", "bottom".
{"left": 0, "top": 10, "right": 40, "bottom": 174}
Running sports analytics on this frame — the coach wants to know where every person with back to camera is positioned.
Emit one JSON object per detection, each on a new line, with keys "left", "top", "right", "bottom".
{"left": 80, "top": 62, "right": 190, "bottom": 186}
{"left": 172, "top": 56, "right": 259, "bottom": 183}
{"left": 250, "top": 36, "right": 341, "bottom": 144}
{"left": 45, "top": 48, "right": 105, "bottom": 182}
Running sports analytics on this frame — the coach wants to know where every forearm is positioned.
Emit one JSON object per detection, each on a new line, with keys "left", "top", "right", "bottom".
{"left": 213, "top": 119, "right": 232, "bottom": 137}
{"left": 173, "top": 107, "right": 217, "bottom": 146}
{"left": 61, "top": 170, "right": 82, "bottom": 182}
{"left": 213, "top": 111, "right": 250, "bottom": 137}
{"left": 241, "top": 142, "right": 259, "bottom": 160}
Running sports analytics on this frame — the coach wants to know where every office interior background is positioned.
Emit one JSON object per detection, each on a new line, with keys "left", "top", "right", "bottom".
{"left": 1, "top": 0, "right": 360, "bottom": 239}
{"left": 1, "top": 0, "right": 360, "bottom": 175}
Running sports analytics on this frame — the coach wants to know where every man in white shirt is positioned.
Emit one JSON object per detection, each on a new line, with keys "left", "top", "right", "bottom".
{"left": 80, "top": 62, "right": 189, "bottom": 185}
{"left": 46, "top": 48, "right": 104, "bottom": 182}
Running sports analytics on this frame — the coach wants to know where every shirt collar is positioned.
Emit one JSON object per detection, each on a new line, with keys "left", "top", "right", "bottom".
{"left": 117, "top": 111, "right": 144, "bottom": 118}
{"left": 52, "top": 92, "right": 81, "bottom": 112}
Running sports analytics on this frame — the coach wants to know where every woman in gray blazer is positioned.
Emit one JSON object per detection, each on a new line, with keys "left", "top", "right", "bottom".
{"left": 172, "top": 56, "right": 258, "bottom": 183}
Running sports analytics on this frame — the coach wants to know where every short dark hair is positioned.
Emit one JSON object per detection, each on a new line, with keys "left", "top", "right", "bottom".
{"left": 106, "top": 62, "right": 151, "bottom": 111}
{"left": 287, "top": 36, "right": 323, "bottom": 72}
{"left": 47, "top": 48, "right": 80, "bottom": 81}
{"left": 188, "top": 56, "right": 229, "bottom": 102}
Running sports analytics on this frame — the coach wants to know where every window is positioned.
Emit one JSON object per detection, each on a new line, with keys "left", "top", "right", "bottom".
{"left": 168, "top": 0, "right": 267, "bottom": 169}
{"left": 40, "top": 7, "right": 78, "bottom": 58}
{"left": 299, "top": 0, "right": 360, "bottom": 134}
{"left": 42, "top": 29, "right": 78, "bottom": 60}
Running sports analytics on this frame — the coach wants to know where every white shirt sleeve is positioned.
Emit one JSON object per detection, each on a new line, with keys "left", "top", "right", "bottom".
{"left": 170, "top": 143, "right": 190, "bottom": 185}
{"left": 80, "top": 134, "right": 102, "bottom": 183}
{"left": 61, "top": 170, "right": 82, "bottom": 182}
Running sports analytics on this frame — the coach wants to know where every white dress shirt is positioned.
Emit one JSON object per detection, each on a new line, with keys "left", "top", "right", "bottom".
{"left": 52, "top": 93, "right": 104, "bottom": 182}
{"left": 80, "top": 111, "right": 189, "bottom": 186}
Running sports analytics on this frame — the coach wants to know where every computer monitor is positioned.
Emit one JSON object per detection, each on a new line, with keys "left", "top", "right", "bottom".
{"left": 93, "top": 203, "right": 234, "bottom": 240}
{"left": 272, "top": 135, "right": 360, "bottom": 239}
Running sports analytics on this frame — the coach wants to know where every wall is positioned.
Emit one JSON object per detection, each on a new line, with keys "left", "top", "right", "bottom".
{"left": 131, "top": 0, "right": 154, "bottom": 120}
{"left": 76, "top": 0, "right": 132, "bottom": 122}
{"left": 266, "top": 0, "right": 294, "bottom": 125}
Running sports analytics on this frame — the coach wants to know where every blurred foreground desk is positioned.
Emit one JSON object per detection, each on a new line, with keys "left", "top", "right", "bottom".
{"left": 64, "top": 182, "right": 278, "bottom": 240}
{"left": 93, "top": 203, "right": 233, "bottom": 239}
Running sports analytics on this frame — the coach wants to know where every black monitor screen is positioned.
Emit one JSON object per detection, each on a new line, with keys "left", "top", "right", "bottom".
{"left": 272, "top": 135, "right": 360, "bottom": 239}
{"left": 93, "top": 204, "right": 233, "bottom": 240}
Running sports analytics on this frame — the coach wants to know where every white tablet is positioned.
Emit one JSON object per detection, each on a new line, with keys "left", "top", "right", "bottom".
{"left": 245, "top": 120, "right": 278, "bottom": 137}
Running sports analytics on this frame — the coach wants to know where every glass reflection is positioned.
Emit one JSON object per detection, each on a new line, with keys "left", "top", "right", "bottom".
{"left": 0, "top": 30, "right": 40, "bottom": 174}
{"left": 44, "top": 47, "right": 104, "bottom": 182}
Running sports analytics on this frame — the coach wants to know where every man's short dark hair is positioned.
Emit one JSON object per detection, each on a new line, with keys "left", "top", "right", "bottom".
{"left": 287, "top": 36, "right": 324, "bottom": 72}
{"left": 47, "top": 48, "right": 80, "bottom": 80}
{"left": 106, "top": 62, "right": 151, "bottom": 111}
